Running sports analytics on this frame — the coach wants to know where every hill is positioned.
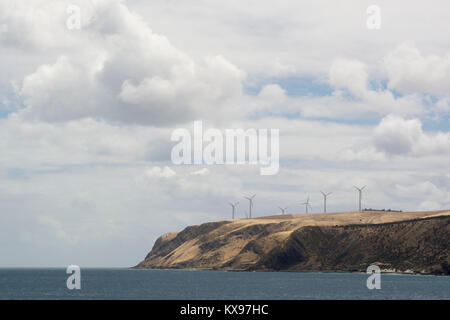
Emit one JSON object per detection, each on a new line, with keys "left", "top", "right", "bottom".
{"left": 135, "top": 210, "right": 450, "bottom": 275}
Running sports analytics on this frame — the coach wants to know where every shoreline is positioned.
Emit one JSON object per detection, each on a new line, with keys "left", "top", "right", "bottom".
{"left": 131, "top": 267, "right": 450, "bottom": 276}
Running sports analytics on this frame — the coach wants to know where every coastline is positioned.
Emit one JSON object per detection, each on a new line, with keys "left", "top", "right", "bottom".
{"left": 132, "top": 266, "right": 450, "bottom": 276}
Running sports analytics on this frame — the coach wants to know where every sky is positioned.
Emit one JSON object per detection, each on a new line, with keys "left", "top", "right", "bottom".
{"left": 0, "top": 0, "right": 449, "bottom": 267}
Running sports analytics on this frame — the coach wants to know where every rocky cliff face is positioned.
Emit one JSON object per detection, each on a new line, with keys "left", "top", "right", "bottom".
{"left": 135, "top": 210, "right": 450, "bottom": 275}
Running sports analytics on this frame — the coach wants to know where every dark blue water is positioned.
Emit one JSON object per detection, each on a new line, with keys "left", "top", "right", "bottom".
{"left": 0, "top": 268, "right": 449, "bottom": 300}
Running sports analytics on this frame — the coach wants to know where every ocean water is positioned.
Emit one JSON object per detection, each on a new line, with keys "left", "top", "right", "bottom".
{"left": 0, "top": 268, "right": 449, "bottom": 300}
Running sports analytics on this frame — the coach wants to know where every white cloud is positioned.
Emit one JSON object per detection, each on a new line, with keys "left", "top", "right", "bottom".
{"left": 329, "top": 59, "right": 368, "bottom": 98}
{"left": 395, "top": 181, "right": 444, "bottom": 198}
{"left": 0, "top": 1, "right": 69, "bottom": 49}
{"left": 418, "top": 201, "right": 442, "bottom": 211}
{"left": 326, "top": 58, "right": 424, "bottom": 117}
{"left": 373, "top": 114, "right": 450, "bottom": 156}
{"left": 145, "top": 166, "right": 176, "bottom": 179}
{"left": 37, "top": 215, "right": 80, "bottom": 245}
{"left": 126, "top": 0, "right": 450, "bottom": 79}
{"left": 20, "top": 55, "right": 106, "bottom": 121}
{"left": 383, "top": 42, "right": 450, "bottom": 96}
{"left": 190, "top": 168, "right": 210, "bottom": 176}
{"left": 374, "top": 115, "right": 422, "bottom": 155}
{"left": 247, "top": 55, "right": 427, "bottom": 121}
{"left": 10, "top": 0, "right": 245, "bottom": 126}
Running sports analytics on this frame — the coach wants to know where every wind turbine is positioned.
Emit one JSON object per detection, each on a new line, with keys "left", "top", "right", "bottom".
{"left": 244, "top": 194, "right": 256, "bottom": 218}
{"left": 354, "top": 185, "right": 366, "bottom": 211}
{"left": 301, "top": 196, "right": 312, "bottom": 214}
{"left": 228, "top": 202, "right": 239, "bottom": 219}
{"left": 278, "top": 206, "right": 288, "bottom": 215}
{"left": 320, "top": 191, "right": 332, "bottom": 213}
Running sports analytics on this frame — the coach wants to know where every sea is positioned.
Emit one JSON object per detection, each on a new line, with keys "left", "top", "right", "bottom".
{"left": 0, "top": 268, "right": 449, "bottom": 300}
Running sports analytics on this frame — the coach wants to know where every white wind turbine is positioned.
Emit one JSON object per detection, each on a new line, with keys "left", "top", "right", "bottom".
{"left": 354, "top": 185, "right": 366, "bottom": 211}
{"left": 320, "top": 191, "right": 332, "bottom": 213}
{"left": 244, "top": 194, "right": 256, "bottom": 218}
{"left": 228, "top": 202, "right": 239, "bottom": 219}
{"left": 301, "top": 196, "right": 312, "bottom": 214}
{"left": 278, "top": 206, "right": 288, "bottom": 215}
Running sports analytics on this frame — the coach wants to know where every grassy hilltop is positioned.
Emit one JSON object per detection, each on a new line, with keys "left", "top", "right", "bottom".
{"left": 136, "top": 210, "right": 450, "bottom": 275}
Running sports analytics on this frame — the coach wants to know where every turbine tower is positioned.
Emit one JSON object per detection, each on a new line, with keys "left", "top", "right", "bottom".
{"left": 320, "top": 191, "right": 332, "bottom": 213}
{"left": 301, "top": 196, "right": 312, "bottom": 214}
{"left": 228, "top": 202, "right": 239, "bottom": 219}
{"left": 354, "top": 185, "right": 366, "bottom": 211}
{"left": 244, "top": 194, "right": 256, "bottom": 218}
{"left": 278, "top": 206, "right": 288, "bottom": 215}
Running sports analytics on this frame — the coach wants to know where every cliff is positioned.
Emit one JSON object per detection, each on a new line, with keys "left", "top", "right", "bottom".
{"left": 135, "top": 210, "right": 450, "bottom": 275}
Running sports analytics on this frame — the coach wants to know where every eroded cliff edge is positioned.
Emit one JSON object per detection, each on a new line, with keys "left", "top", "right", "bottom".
{"left": 135, "top": 210, "right": 450, "bottom": 275}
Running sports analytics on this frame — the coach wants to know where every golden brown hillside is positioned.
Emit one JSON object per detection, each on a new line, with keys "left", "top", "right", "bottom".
{"left": 135, "top": 210, "right": 450, "bottom": 274}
